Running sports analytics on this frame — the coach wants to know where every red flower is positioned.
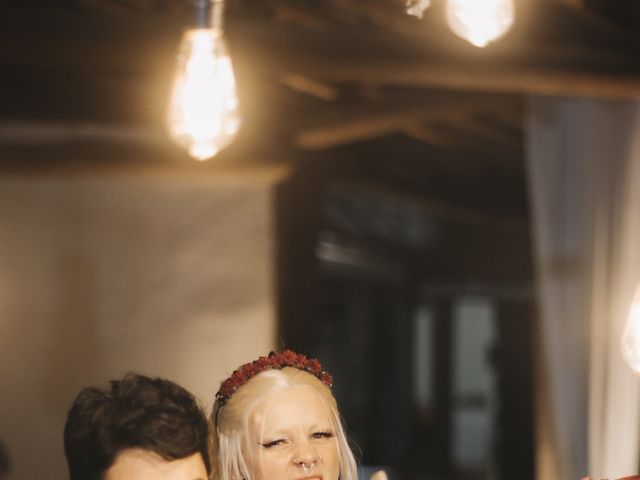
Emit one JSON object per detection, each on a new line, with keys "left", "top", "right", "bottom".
{"left": 215, "top": 350, "right": 333, "bottom": 406}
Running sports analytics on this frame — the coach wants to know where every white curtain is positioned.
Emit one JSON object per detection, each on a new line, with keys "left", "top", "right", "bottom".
{"left": 526, "top": 96, "right": 640, "bottom": 480}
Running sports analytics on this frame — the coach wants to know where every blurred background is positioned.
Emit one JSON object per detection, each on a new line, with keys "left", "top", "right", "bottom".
{"left": 0, "top": 0, "right": 639, "bottom": 479}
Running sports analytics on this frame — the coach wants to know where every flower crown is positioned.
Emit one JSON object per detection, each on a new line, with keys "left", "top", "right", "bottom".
{"left": 215, "top": 350, "right": 333, "bottom": 406}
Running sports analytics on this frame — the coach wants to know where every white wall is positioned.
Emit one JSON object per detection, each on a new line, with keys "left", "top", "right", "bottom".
{"left": 0, "top": 168, "right": 278, "bottom": 479}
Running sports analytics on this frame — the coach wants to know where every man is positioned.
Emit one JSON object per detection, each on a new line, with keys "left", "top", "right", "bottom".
{"left": 64, "top": 373, "right": 210, "bottom": 480}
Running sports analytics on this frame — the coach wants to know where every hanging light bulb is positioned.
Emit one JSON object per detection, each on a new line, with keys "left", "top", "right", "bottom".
{"left": 406, "top": 0, "right": 431, "bottom": 19}
{"left": 446, "top": 0, "right": 515, "bottom": 48}
{"left": 167, "top": 0, "right": 241, "bottom": 161}
{"left": 622, "top": 287, "right": 640, "bottom": 374}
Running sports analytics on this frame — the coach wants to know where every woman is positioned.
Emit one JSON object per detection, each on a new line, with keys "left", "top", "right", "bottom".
{"left": 210, "top": 350, "right": 359, "bottom": 480}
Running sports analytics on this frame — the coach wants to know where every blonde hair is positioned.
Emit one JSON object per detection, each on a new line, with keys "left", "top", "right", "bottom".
{"left": 210, "top": 367, "right": 357, "bottom": 480}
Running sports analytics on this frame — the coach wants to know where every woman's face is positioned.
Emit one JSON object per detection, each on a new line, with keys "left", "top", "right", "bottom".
{"left": 247, "top": 385, "right": 340, "bottom": 480}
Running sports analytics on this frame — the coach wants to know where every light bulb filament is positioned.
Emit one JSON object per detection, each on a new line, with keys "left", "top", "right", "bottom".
{"left": 167, "top": 28, "right": 241, "bottom": 161}
{"left": 446, "top": 0, "right": 515, "bottom": 48}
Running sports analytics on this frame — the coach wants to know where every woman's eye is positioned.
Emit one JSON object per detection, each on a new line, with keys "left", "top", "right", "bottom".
{"left": 261, "top": 439, "right": 286, "bottom": 449}
{"left": 311, "top": 431, "right": 334, "bottom": 440}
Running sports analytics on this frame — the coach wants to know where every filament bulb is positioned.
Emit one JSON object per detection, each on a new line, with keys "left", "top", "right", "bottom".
{"left": 167, "top": 28, "right": 241, "bottom": 161}
{"left": 446, "top": 0, "right": 515, "bottom": 48}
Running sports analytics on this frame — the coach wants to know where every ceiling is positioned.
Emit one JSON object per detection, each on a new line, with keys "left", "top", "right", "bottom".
{"left": 1, "top": 0, "right": 637, "bottom": 152}
{"left": 0, "top": 0, "right": 638, "bottom": 275}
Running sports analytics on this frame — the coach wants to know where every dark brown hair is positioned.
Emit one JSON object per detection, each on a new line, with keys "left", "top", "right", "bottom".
{"left": 64, "top": 373, "right": 210, "bottom": 480}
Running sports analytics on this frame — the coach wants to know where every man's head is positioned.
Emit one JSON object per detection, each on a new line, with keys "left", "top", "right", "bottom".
{"left": 64, "top": 373, "right": 210, "bottom": 480}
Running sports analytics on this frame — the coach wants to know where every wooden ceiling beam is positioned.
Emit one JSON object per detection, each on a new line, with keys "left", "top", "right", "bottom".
{"left": 401, "top": 123, "right": 454, "bottom": 149}
{"left": 447, "top": 116, "right": 522, "bottom": 149}
{"left": 401, "top": 117, "right": 521, "bottom": 156}
{"left": 284, "top": 57, "right": 640, "bottom": 99}
{"left": 293, "top": 93, "right": 519, "bottom": 149}
{"left": 278, "top": 74, "right": 339, "bottom": 101}
{"left": 1, "top": 2, "right": 638, "bottom": 99}
{"left": 267, "top": 0, "right": 336, "bottom": 29}
{"left": 225, "top": 9, "right": 640, "bottom": 98}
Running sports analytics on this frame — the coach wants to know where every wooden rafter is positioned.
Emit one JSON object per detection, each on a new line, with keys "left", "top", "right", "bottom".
{"left": 293, "top": 92, "right": 520, "bottom": 149}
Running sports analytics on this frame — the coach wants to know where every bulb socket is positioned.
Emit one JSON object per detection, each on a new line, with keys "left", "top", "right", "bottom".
{"left": 193, "top": 0, "right": 225, "bottom": 29}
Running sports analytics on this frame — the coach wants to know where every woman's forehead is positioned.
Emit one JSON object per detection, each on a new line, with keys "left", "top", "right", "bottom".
{"left": 249, "top": 386, "right": 331, "bottom": 431}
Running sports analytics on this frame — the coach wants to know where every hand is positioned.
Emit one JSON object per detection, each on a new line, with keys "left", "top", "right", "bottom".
{"left": 369, "top": 470, "right": 388, "bottom": 480}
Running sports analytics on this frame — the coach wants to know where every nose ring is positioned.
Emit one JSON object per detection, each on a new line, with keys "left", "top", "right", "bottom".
{"left": 299, "top": 461, "right": 313, "bottom": 473}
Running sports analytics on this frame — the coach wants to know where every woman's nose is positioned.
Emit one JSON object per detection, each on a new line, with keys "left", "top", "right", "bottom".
{"left": 292, "top": 441, "right": 320, "bottom": 466}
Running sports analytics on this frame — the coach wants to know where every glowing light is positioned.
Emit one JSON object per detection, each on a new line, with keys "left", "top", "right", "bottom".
{"left": 167, "top": 29, "right": 241, "bottom": 161}
{"left": 622, "top": 288, "right": 640, "bottom": 374}
{"left": 406, "top": 0, "right": 431, "bottom": 19}
{"left": 446, "top": 0, "right": 515, "bottom": 48}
